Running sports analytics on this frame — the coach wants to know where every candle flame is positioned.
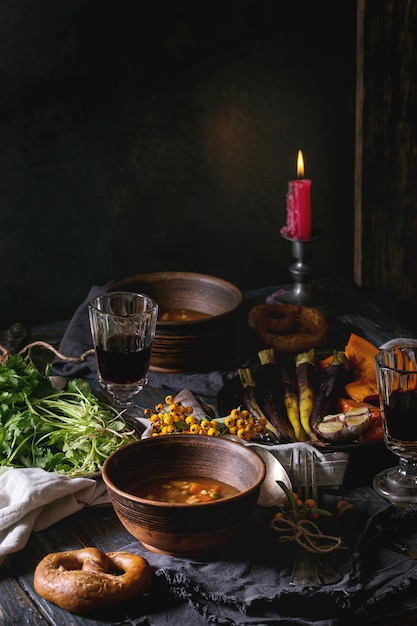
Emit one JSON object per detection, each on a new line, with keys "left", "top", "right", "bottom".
{"left": 297, "top": 150, "right": 304, "bottom": 179}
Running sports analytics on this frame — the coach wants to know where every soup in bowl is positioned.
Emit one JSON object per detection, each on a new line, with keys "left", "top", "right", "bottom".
{"left": 102, "top": 434, "right": 266, "bottom": 557}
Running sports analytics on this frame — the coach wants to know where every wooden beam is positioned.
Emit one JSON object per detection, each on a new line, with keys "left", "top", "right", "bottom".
{"left": 354, "top": 0, "right": 365, "bottom": 286}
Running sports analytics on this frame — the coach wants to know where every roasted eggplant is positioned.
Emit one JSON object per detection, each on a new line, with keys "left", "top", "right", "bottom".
{"left": 255, "top": 352, "right": 295, "bottom": 443}
{"left": 310, "top": 351, "right": 348, "bottom": 438}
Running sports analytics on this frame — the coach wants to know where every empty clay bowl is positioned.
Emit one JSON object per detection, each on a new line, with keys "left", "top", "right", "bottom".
{"left": 101, "top": 435, "right": 265, "bottom": 557}
{"left": 109, "top": 271, "right": 244, "bottom": 372}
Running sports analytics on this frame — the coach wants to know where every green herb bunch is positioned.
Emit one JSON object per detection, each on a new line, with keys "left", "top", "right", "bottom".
{"left": 0, "top": 354, "right": 136, "bottom": 476}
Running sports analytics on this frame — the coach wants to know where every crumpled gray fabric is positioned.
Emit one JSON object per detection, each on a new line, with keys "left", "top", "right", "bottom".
{"left": 120, "top": 490, "right": 417, "bottom": 626}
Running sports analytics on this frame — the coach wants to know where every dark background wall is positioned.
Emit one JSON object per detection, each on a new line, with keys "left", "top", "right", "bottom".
{"left": 0, "top": 0, "right": 356, "bottom": 328}
{"left": 357, "top": 0, "right": 417, "bottom": 334}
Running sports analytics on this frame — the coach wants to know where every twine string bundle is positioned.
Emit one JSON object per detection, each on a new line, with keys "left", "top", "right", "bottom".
{"left": 270, "top": 516, "right": 344, "bottom": 554}
{"left": 0, "top": 341, "right": 93, "bottom": 367}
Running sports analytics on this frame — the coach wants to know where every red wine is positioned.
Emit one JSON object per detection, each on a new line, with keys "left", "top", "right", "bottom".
{"left": 96, "top": 334, "right": 151, "bottom": 385}
{"left": 384, "top": 389, "right": 417, "bottom": 441}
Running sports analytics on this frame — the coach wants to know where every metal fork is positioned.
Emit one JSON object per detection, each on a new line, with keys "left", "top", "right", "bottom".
{"left": 291, "top": 445, "right": 319, "bottom": 504}
{"left": 290, "top": 445, "right": 341, "bottom": 586}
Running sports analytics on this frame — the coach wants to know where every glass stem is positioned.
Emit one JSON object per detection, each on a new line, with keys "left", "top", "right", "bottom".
{"left": 398, "top": 457, "right": 417, "bottom": 477}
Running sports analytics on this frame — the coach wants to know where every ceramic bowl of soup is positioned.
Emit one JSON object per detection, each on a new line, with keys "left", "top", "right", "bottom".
{"left": 101, "top": 435, "right": 266, "bottom": 557}
{"left": 108, "top": 271, "right": 244, "bottom": 372}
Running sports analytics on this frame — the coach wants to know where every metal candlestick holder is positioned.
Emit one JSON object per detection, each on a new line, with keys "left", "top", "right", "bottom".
{"left": 278, "top": 230, "right": 324, "bottom": 307}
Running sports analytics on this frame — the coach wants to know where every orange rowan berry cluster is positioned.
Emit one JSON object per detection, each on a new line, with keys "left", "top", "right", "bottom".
{"left": 271, "top": 481, "right": 331, "bottom": 525}
{"left": 272, "top": 491, "right": 320, "bottom": 524}
{"left": 143, "top": 397, "right": 268, "bottom": 440}
{"left": 223, "top": 408, "right": 268, "bottom": 441}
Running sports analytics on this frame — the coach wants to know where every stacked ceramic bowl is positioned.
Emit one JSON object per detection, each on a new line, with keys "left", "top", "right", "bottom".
{"left": 109, "top": 272, "right": 244, "bottom": 372}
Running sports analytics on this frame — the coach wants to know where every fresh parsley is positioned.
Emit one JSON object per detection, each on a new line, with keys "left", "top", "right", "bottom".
{"left": 0, "top": 354, "right": 136, "bottom": 476}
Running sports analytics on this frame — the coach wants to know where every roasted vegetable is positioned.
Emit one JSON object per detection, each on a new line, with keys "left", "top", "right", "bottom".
{"left": 338, "top": 397, "right": 384, "bottom": 443}
{"left": 238, "top": 367, "right": 279, "bottom": 441}
{"left": 295, "top": 349, "right": 316, "bottom": 440}
{"left": 315, "top": 407, "right": 370, "bottom": 443}
{"left": 360, "top": 419, "right": 384, "bottom": 443}
{"left": 310, "top": 350, "right": 347, "bottom": 435}
{"left": 338, "top": 396, "right": 380, "bottom": 416}
{"left": 281, "top": 367, "right": 305, "bottom": 441}
{"left": 344, "top": 333, "right": 378, "bottom": 383}
{"left": 344, "top": 379, "right": 379, "bottom": 403}
{"left": 256, "top": 350, "right": 296, "bottom": 443}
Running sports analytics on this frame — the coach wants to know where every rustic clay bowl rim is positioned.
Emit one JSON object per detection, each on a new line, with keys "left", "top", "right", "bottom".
{"left": 109, "top": 271, "right": 244, "bottom": 327}
{"left": 101, "top": 435, "right": 266, "bottom": 508}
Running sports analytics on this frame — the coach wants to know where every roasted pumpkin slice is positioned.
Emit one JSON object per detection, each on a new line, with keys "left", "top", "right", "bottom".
{"left": 344, "top": 333, "right": 379, "bottom": 383}
{"left": 344, "top": 379, "right": 379, "bottom": 403}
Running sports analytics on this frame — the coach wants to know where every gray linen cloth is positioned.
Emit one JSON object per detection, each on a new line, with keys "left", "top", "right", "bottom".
{"left": 121, "top": 489, "right": 417, "bottom": 626}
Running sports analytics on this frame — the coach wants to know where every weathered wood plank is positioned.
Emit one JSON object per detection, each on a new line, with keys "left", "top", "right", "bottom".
{"left": 356, "top": 0, "right": 417, "bottom": 332}
{"left": 3, "top": 507, "right": 150, "bottom": 626}
{"left": 0, "top": 570, "right": 49, "bottom": 626}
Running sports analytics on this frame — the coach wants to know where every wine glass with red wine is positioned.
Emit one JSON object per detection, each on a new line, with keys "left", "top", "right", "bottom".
{"left": 89, "top": 292, "right": 158, "bottom": 407}
{"left": 373, "top": 345, "right": 417, "bottom": 504}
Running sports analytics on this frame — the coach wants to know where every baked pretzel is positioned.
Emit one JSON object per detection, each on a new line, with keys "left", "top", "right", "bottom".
{"left": 34, "top": 547, "right": 151, "bottom": 614}
{"left": 248, "top": 303, "right": 328, "bottom": 354}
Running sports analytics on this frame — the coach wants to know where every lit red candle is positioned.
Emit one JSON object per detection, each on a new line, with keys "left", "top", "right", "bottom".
{"left": 281, "top": 150, "right": 312, "bottom": 240}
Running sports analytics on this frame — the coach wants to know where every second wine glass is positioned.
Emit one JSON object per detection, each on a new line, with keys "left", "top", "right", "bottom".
{"left": 373, "top": 345, "right": 417, "bottom": 504}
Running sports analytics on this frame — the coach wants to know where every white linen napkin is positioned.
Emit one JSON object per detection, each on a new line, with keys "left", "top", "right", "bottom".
{"left": 0, "top": 467, "right": 109, "bottom": 565}
{"left": 249, "top": 445, "right": 292, "bottom": 506}
{"left": 248, "top": 441, "right": 349, "bottom": 491}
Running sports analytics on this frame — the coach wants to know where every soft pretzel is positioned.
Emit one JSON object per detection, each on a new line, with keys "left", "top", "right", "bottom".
{"left": 33, "top": 547, "right": 151, "bottom": 614}
{"left": 248, "top": 303, "right": 328, "bottom": 355}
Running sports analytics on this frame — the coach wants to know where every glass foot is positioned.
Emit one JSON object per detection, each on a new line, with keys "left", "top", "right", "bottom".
{"left": 373, "top": 466, "right": 417, "bottom": 504}
{"left": 100, "top": 378, "right": 147, "bottom": 409}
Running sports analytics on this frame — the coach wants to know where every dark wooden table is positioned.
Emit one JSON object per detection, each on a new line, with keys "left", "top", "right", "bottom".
{"left": 1, "top": 277, "right": 417, "bottom": 626}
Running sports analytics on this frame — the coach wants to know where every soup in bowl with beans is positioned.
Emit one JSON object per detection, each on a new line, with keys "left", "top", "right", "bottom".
{"left": 102, "top": 434, "right": 265, "bottom": 557}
